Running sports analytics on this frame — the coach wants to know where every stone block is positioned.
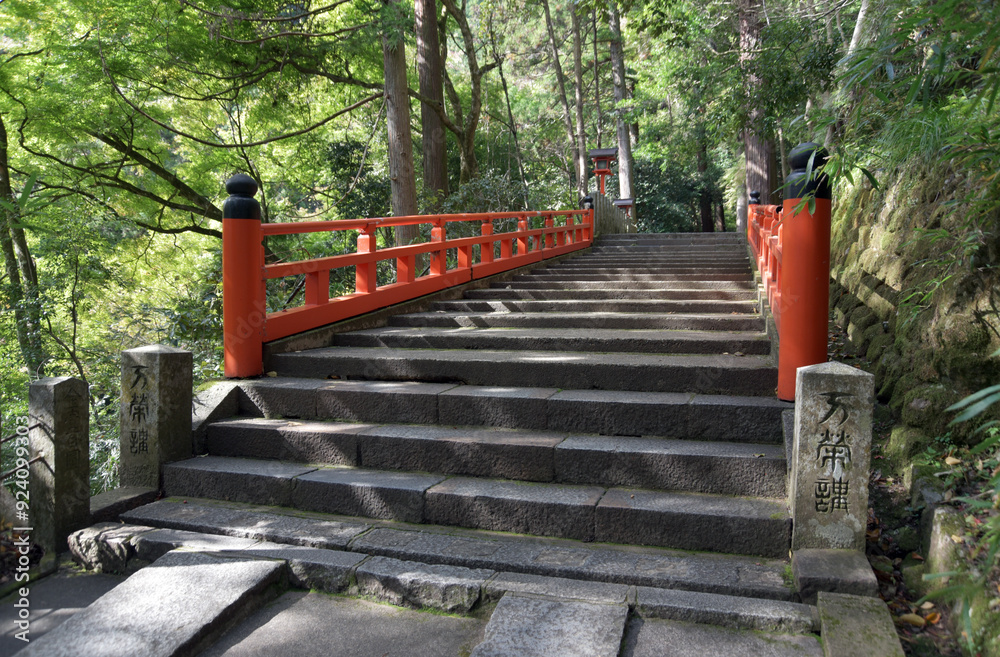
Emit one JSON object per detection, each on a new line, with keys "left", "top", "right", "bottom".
{"left": 358, "top": 424, "right": 561, "bottom": 481}
{"left": 163, "top": 456, "right": 316, "bottom": 506}
{"left": 471, "top": 594, "right": 628, "bottom": 657}
{"left": 315, "top": 380, "right": 455, "bottom": 424}
{"left": 636, "top": 586, "right": 816, "bottom": 633}
{"left": 29, "top": 377, "right": 91, "bottom": 553}
{"left": 791, "top": 549, "right": 877, "bottom": 604}
{"left": 68, "top": 522, "right": 153, "bottom": 573}
{"left": 237, "top": 378, "right": 328, "bottom": 419}
{"left": 789, "top": 361, "right": 874, "bottom": 551}
{"left": 291, "top": 467, "right": 443, "bottom": 522}
{"left": 688, "top": 395, "right": 790, "bottom": 443}
{"left": 241, "top": 542, "right": 366, "bottom": 592}
{"left": 438, "top": 385, "right": 557, "bottom": 430}
{"left": 207, "top": 418, "right": 364, "bottom": 464}
{"left": 132, "top": 527, "right": 259, "bottom": 563}
{"left": 191, "top": 381, "right": 241, "bottom": 454}
{"left": 119, "top": 345, "right": 193, "bottom": 488}
{"left": 425, "top": 477, "right": 603, "bottom": 541}
{"left": 355, "top": 555, "right": 493, "bottom": 613}
{"left": 921, "top": 505, "right": 965, "bottom": 592}
{"left": 546, "top": 389, "right": 692, "bottom": 437}
{"left": 816, "top": 592, "right": 904, "bottom": 657}
{"left": 16, "top": 549, "right": 285, "bottom": 657}
{"left": 90, "top": 486, "right": 159, "bottom": 523}
{"left": 621, "top": 617, "right": 823, "bottom": 657}
{"left": 484, "top": 572, "right": 630, "bottom": 604}
{"left": 595, "top": 488, "right": 791, "bottom": 558}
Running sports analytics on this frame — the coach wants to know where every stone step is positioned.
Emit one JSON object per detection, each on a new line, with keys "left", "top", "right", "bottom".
{"left": 513, "top": 272, "right": 753, "bottom": 282}
{"left": 159, "top": 459, "right": 789, "bottom": 556}
{"left": 89, "top": 497, "right": 796, "bottom": 600}
{"left": 429, "top": 298, "right": 759, "bottom": 314}
{"left": 267, "top": 347, "right": 777, "bottom": 396}
{"left": 495, "top": 280, "right": 756, "bottom": 290}
{"left": 390, "top": 310, "right": 766, "bottom": 331}
{"left": 205, "top": 418, "right": 787, "bottom": 497}
{"left": 541, "top": 266, "right": 752, "bottom": 275}
{"left": 590, "top": 246, "right": 748, "bottom": 254}
{"left": 233, "top": 379, "right": 790, "bottom": 443}
{"left": 596, "top": 233, "right": 743, "bottom": 241}
{"left": 468, "top": 288, "right": 758, "bottom": 301}
{"left": 16, "top": 548, "right": 286, "bottom": 657}
{"left": 329, "top": 326, "right": 771, "bottom": 355}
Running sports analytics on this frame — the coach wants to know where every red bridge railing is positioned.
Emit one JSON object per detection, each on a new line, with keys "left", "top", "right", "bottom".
{"left": 221, "top": 174, "right": 593, "bottom": 378}
{"left": 747, "top": 142, "right": 832, "bottom": 401}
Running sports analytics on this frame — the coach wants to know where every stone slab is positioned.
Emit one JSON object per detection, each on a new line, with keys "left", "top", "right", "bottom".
{"left": 391, "top": 310, "right": 765, "bottom": 331}
{"left": 315, "top": 380, "right": 457, "bottom": 424}
{"left": 791, "top": 549, "right": 877, "bottom": 604}
{"left": 595, "top": 488, "right": 791, "bottom": 558}
{"left": 688, "top": 395, "right": 790, "bottom": 443}
{"left": 816, "top": 592, "right": 904, "bottom": 657}
{"left": 163, "top": 456, "right": 317, "bottom": 507}
{"left": 620, "top": 617, "right": 823, "bottom": 657}
{"left": 0, "top": 565, "right": 124, "bottom": 655}
{"left": 15, "top": 550, "right": 285, "bottom": 657}
{"left": 191, "top": 380, "right": 241, "bottom": 454}
{"left": 635, "top": 586, "right": 816, "bottom": 633}
{"left": 555, "top": 435, "right": 785, "bottom": 497}
{"left": 240, "top": 542, "right": 367, "bottom": 592}
{"left": 123, "top": 498, "right": 370, "bottom": 549}
{"left": 358, "top": 424, "right": 563, "bottom": 481}
{"left": 425, "top": 477, "right": 604, "bottom": 541}
{"left": 206, "top": 418, "right": 367, "bottom": 464}
{"left": 471, "top": 594, "right": 628, "bottom": 657}
{"left": 546, "top": 389, "right": 693, "bottom": 437}
{"left": 485, "top": 572, "right": 630, "bottom": 604}
{"left": 291, "top": 467, "right": 444, "bottom": 522}
{"left": 237, "top": 378, "right": 330, "bottom": 420}
{"left": 68, "top": 523, "right": 155, "bottom": 573}
{"left": 132, "top": 528, "right": 260, "bottom": 563}
{"left": 201, "top": 591, "right": 485, "bottom": 657}
{"left": 355, "top": 555, "right": 494, "bottom": 613}
{"left": 438, "top": 385, "right": 558, "bottom": 430}
{"left": 90, "top": 486, "right": 159, "bottom": 523}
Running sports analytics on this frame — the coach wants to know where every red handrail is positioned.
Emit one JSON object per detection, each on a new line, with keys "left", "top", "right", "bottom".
{"left": 747, "top": 202, "right": 783, "bottom": 332}
{"left": 222, "top": 188, "right": 593, "bottom": 377}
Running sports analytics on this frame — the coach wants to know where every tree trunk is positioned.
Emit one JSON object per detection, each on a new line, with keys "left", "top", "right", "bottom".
{"left": 572, "top": 8, "right": 588, "bottom": 197}
{"left": 416, "top": 0, "right": 448, "bottom": 204}
{"left": 593, "top": 7, "right": 603, "bottom": 148}
{"left": 715, "top": 200, "right": 726, "bottom": 232}
{"left": 697, "top": 137, "right": 713, "bottom": 233}
{"left": 608, "top": 0, "right": 633, "bottom": 200}
{"left": 739, "top": 0, "right": 779, "bottom": 203}
{"left": 383, "top": 2, "right": 419, "bottom": 248}
{"left": 497, "top": 57, "right": 530, "bottom": 209}
{"left": 0, "top": 114, "right": 45, "bottom": 375}
{"left": 542, "top": 0, "right": 580, "bottom": 196}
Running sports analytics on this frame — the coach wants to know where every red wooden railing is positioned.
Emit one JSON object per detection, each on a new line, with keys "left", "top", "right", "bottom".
{"left": 221, "top": 175, "right": 593, "bottom": 377}
{"left": 747, "top": 202, "right": 783, "bottom": 333}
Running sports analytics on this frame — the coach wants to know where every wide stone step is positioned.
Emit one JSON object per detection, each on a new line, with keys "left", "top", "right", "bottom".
{"left": 464, "top": 288, "right": 758, "bottom": 301}
{"left": 496, "top": 280, "right": 756, "bottom": 290}
{"left": 329, "top": 326, "right": 771, "bottom": 355}
{"left": 590, "top": 245, "right": 747, "bottom": 254}
{"left": 205, "top": 418, "right": 787, "bottom": 497}
{"left": 541, "top": 266, "right": 753, "bottom": 275}
{"left": 390, "top": 310, "right": 766, "bottom": 331}
{"left": 106, "top": 497, "right": 797, "bottom": 600}
{"left": 267, "top": 347, "right": 777, "bottom": 395}
{"left": 159, "top": 460, "right": 789, "bottom": 557}
{"left": 233, "top": 379, "right": 790, "bottom": 442}
{"left": 597, "top": 233, "right": 742, "bottom": 242}
{"left": 513, "top": 272, "right": 753, "bottom": 282}
{"left": 429, "top": 298, "right": 758, "bottom": 314}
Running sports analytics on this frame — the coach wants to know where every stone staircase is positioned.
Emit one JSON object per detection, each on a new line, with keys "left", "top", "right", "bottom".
{"left": 48, "top": 232, "right": 898, "bottom": 657}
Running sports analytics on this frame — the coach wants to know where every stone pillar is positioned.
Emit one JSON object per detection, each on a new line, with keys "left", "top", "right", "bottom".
{"left": 29, "top": 377, "right": 91, "bottom": 554}
{"left": 120, "top": 345, "right": 193, "bottom": 488}
{"left": 790, "top": 361, "right": 874, "bottom": 551}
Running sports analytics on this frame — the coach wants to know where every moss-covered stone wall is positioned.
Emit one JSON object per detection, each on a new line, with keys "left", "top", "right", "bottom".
{"left": 829, "top": 162, "right": 1000, "bottom": 456}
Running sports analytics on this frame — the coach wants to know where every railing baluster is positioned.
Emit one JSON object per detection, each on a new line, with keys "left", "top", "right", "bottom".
{"left": 356, "top": 223, "right": 377, "bottom": 294}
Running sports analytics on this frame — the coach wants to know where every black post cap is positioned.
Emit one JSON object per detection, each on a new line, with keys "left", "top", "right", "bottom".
{"left": 580, "top": 195, "right": 594, "bottom": 209}
{"left": 223, "top": 173, "right": 261, "bottom": 220}
{"left": 749, "top": 191, "right": 761, "bottom": 205}
{"left": 784, "top": 143, "right": 831, "bottom": 201}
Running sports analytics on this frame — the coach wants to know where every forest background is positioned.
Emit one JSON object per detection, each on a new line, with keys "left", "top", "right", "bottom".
{"left": 3, "top": 0, "right": 1000, "bottom": 651}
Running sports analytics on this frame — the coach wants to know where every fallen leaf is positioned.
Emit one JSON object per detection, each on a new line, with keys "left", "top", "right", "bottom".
{"left": 920, "top": 601, "right": 935, "bottom": 610}
{"left": 925, "top": 612, "right": 941, "bottom": 624}
{"left": 266, "top": 371, "right": 278, "bottom": 377}
{"left": 897, "top": 613, "right": 926, "bottom": 628}
{"left": 945, "top": 456, "right": 962, "bottom": 466}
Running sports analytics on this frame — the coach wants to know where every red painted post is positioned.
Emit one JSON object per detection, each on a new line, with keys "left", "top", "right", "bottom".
{"left": 516, "top": 216, "right": 529, "bottom": 255}
{"left": 480, "top": 221, "right": 494, "bottom": 264}
{"left": 222, "top": 174, "right": 265, "bottom": 378}
{"left": 356, "top": 223, "right": 377, "bottom": 293}
{"left": 544, "top": 215, "right": 555, "bottom": 249}
{"left": 430, "top": 219, "right": 446, "bottom": 275}
{"left": 777, "top": 143, "right": 832, "bottom": 401}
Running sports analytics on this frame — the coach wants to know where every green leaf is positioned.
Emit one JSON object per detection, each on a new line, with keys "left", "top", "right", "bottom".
{"left": 17, "top": 174, "right": 38, "bottom": 211}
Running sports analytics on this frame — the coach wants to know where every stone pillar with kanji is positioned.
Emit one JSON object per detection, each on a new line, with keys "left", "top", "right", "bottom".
{"left": 790, "top": 361, "right": 875, "bottom": 551}
{"left": 119, "top": 345, "right": 193, "bottom": 488}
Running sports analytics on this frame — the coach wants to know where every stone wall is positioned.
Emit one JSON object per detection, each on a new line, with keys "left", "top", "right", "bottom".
{"left": 829, "top": 164, "right": 1000, "bottom": 452}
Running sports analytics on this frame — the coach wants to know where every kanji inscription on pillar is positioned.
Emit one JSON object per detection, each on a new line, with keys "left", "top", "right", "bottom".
{"left": 790, "top": 362, "right": 874, "bottom": 551}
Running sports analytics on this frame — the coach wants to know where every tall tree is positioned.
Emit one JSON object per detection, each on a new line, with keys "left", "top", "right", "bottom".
{"left": 382, "top": 0, "right": 419, "bottom": 246}
{"left": 416, "top": 0, "right": 449, "bottom": 203}
{"left": 541, "top": 0, "right": 582, "bottom": 196}
{"left": 739, "top": 0, "right": 779, "bottom": 204}
{"left": 572, "top": 8, "right": 589, "bottom": 196}
{"left": 608, "top": 0, "right": 634, "bottom": 200}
